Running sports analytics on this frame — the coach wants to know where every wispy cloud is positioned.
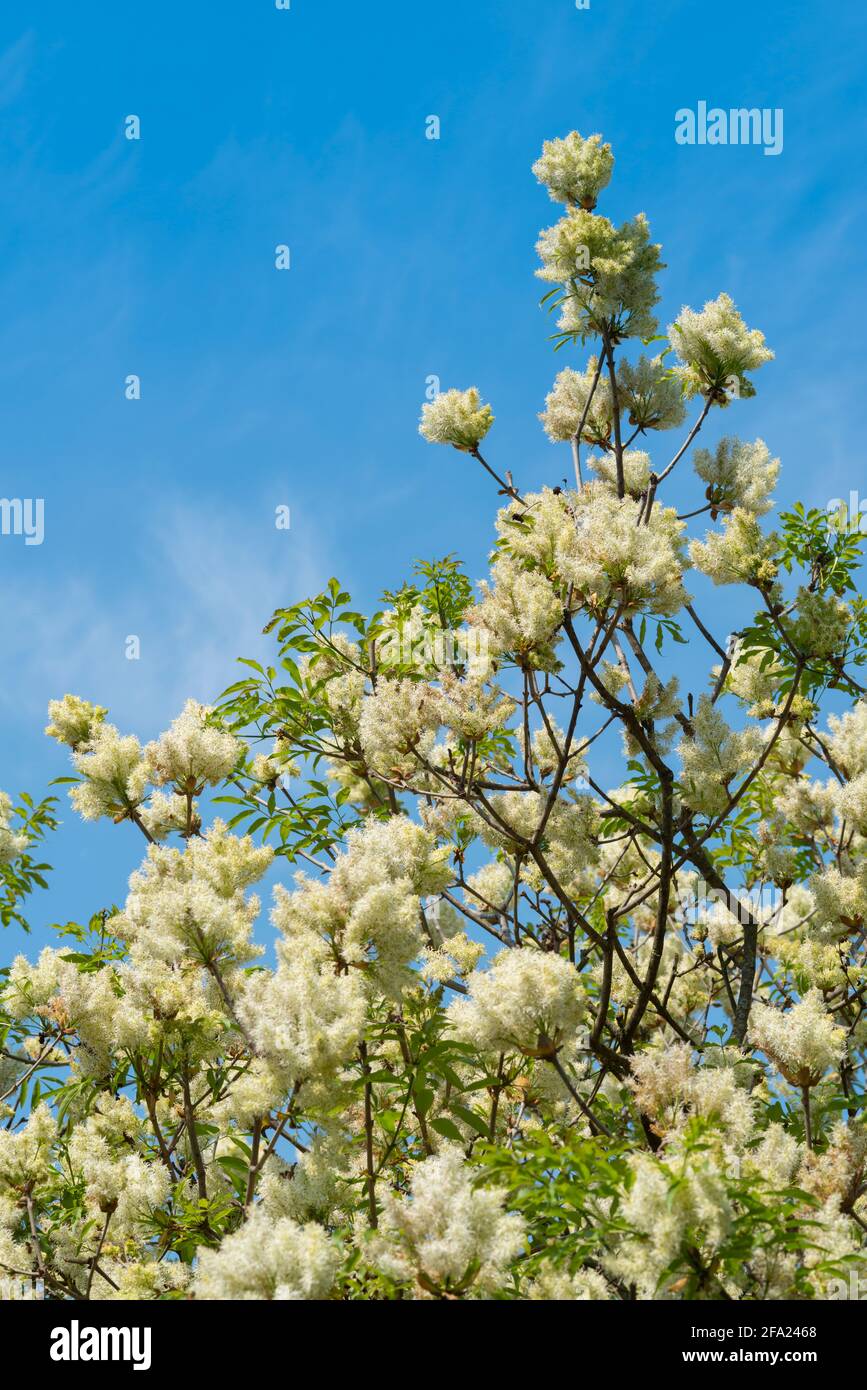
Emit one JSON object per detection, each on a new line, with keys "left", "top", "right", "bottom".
{"left": 0, "top": 31, "right": 35, "bottom": 111}
{"left": 0, "top": 491, "right": 327, "bottom": 742}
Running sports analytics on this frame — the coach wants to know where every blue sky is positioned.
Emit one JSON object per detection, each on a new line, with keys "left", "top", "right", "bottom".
{"left": 1, "top": 0, "right": 866, "bottom": 958}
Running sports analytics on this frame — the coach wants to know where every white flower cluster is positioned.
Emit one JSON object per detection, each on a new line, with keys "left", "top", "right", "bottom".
{"left": 6, "top": 944, "right": 121, "bottom": 1077}
{"left": 68, "top": 1106, "right": 169, "bottom": 1227}
{"left": 193, "top": 1208, "right": 340, "bottom": 1300}
{"left": 617, "top": 354, "right": 686, "bottom": 432}
{"left": 372, "top": 1147, "right": 524, "bottom": 1297}
{"left": 690, "top": 508, "right": 778, "bottom": 587}
{"left": 419, "top": 929, "right": 485, "bottom": 985}
{"left": 540, "top": 360, "right": 613, "bottom": 445}
{"left": 448, "top": 947, "right": 584, "bottom": 1056}
{"left": 834, "top": 771, "right": 867, "bottom": 836}
{"left": 542, "top": 353, "right": 686, "bottom": 447}
{"left": 748, "top": 990, "right": 845, "bottom": 1087}
{"left": 69, "top": 723, "right": 149, "bottom": 823}
{"left": 463, "top": 859, "right": 514, "bottom": 914}
{"left": 486, "top": 485, "right": 689, "bottom": 623}
{"left": 605, "top": 1149, "right": 732, "bottom": 1297}
{"left": 630, "top": 1045, "right": 755, "bottom": 1145}
{"left": 0, "top": 791, "right": 28, "bottom": 865}
{"left": 692, "top": 437, "right": 779, "bottom": 516}
{"left": 0, "top": 1103, "right": 57, "bottom": 1192}
{"left": 238, "top": 928, "right": 367, "bottom": 1105}
{"left": 562, "top": 485, "right": 689, "bottom": 617}
{"left": 532, "top": 130, "right": 614, "bottom": 209}
{"left": 669, "top": 292, "right": 774, "bottom": 401}
{"left": 303, "top": 632, "right": 367, "bottom": 742}
{"left": 527, "top": 1267, "right": 615, "bottom": 1300}
{"left": 590, "top": 448, "right": 652, "bottom": 498}
{"left": 51, "top": 697, "right": 239, "bottom": 829}
{"left": 811, "top": 865, "right": 867, "bottom": 935}
{"left": 144, "top": 699, "right": 240, "bottom": 791}
{"left": 115, "top": 820, "right": 272, "bottom": 966}
{"left": 138, "top": 789, "right": 193, "bottom": 841}
{"left": 828, "top": 701, "right": 867, "bottom": 779}
{"left": 419, "top": 387, "right": 494, "bottom": 451}
{"left": 677, "top": 696, "right": 763, "bottom": 816}
{"left": 45, "top": 694, "right": 108, "bottom": 749}
{"left": 358, "top": 678, "right": 442, "bottom": 779}
{"left": 784, "top": 589, "right": 851, "bottom": 661}
{"left": 470, "top": 557, "right": 564, "bottom": 668}
{"left": 268, "top": 815, "right": 451, "bottom": 1004}
{"left": 537, "top": 210, "right": 663, "bottom": 342}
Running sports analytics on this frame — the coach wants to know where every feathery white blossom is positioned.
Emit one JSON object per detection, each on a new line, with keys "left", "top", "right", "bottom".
{"left": 271, "top": 816, "right": 450, "bottom": 1000}
{"left": 358, "top": 678, "right": 442, "bottom": 779}
{"left": 827, "top": 701, "right": 867, "bottom": 779}
{"left": 617, "top": 354, "right": 686, "bottom": 432}
{"left": 419, "top": 387, "right": 494, "bottom": 451}
{"left": 144, "top": 699, "right": 240, "bottom": 791}
{"left": 537, "top": 210, "right": 663, "bottom": 342}
{"left": 448, "top": 947, "right": 584, "bottom": 1056}
{"left": 0, "top": 791, "right": 28, "bottom": 864}
{"left": 692, "top": 437, "right": 779, "bottom": 516}
{"left": 677, "top": 696, "right": 763, "bottom": 816}
{"left": 690, "top": 508, "right": 778, "bottom": 587}
{"left": 45, "top": 694, "right": 108, "bottom": 749}
{"left": 373, "top": 1147, "right": 524, "bottom": 1296}
{"left": 532, "top": 131, "right": 614, "bottom": 209}
{"left": 540, "top": 360, "right": 613, "bottom": 445}
{"left": 470, "top": 557, "right": 564, "bottom": 668}
{"left": 69, "top": 723, "right": 149, "bottom": 823}
{"left": 590, "top": 448, "right": 652, "bottom": 498}
{"left": 193, "top": 1209, "right": 340, "bottom": 1300}
{"left": 559, "top": 484, "right": 690, "bottom": 617}
{"left": 749, "top": 990, "right": 845, "bottom": 1087}
{"left": 112, "top": 822, "right": 272, "bottom": 980}
{"left": 669, "top": 293, "right": 773, "bottom": 401}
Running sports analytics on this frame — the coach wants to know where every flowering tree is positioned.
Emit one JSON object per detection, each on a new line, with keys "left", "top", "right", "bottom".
{"left": 3, "top": 131, "right": 867, "bottom": 1302}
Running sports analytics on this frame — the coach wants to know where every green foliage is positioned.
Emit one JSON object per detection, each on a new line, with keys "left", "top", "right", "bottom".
{"left": 1, "top": 793, "right": 57, "bottom": 930}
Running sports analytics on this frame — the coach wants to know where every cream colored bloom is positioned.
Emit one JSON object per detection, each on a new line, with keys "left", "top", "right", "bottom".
{"left": 373, "top": 1147, "right": 524, "bottom": 1296}
{"left": 690, "top": 508, "right": 778, "bottom": 587}
{"left": 677, "top": 696, "right": 763, "bottom": 816}
{"left": 469, "top": 558, "right": 564, "bottom": 669}
{"left": 540, "top": 360, "right": 613, "bottom": 445}
{"left": 0, "top": 791, "right": 28, "bottom": 864}
{"left": 527, "top": 1267, "right": 616, "bottom": 1300}
{"left": 828, "top": 701, "right": 867, "bottom": 779}
{"left": 749, "top": 990, "right": 845, "bottom": 1087}
{"left": 669, "top": 293, "right": 773, "bottom": 401}
{"left": 589, "top": 448, "right": 652, "bottom": 498}
{"left": 144, "top": 699, "right": 240, "bottom": 791}
{"left": 419, "top": 387, "right": 494, "bottom": 451}
{"left": 693, "top": 437, "right": 779, "bottom": 516}
{"left": 532, "top": 131, "right": 614, "bottom": 208}
{"left": 193, "top": 1209, "right": 340, "bottom": 1300}
{"left": 70, "top": 723, "right": 149, "bottom": 822}
{"left": 0, "top": 1103, "right": 57, "bottom": 1192}
{"left": 617, "top": 354, "right": 686, "bottom": 432}
{"left": 358, "top": 678, "right": 442, "bottom": 779}
{"left": 537, "top": 210, "right": 663, "bottom": 342}
{"left": 45, "top": 694, "right": 108, "bottom": 749}
{"left": 448, "top": 947, "right": 584, "bottom": 1056}
{"left": 559, "top": 484, "right": 690, "bottom": 618}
